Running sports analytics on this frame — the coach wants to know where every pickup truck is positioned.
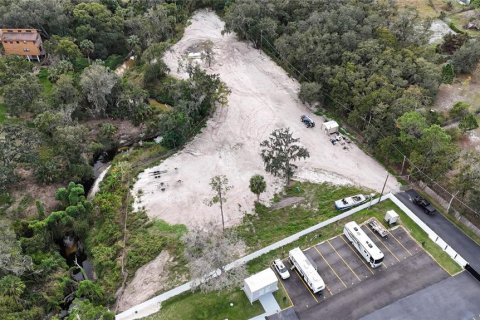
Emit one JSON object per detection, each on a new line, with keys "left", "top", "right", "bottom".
{"left": 412, "top": 196, "right": 436, "bottom": 215}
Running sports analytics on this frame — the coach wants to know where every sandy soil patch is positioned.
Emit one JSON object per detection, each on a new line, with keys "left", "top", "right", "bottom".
{"left": 434, "top": 66, "right": 480, "bottom": 111}
{"left": 132, "top": 10, "right": 400, "bottom": 229}
{"left": 433, "top": 65, "right": 480, "bottom": 151}
{"left": 429, "top": 19, "right": 454, "bottom": 44}
{"left": 116, "top": 250, "right": 170, "bottom": 312}
{"left": 7, "top": 169, "right": 61, "bottom": 218}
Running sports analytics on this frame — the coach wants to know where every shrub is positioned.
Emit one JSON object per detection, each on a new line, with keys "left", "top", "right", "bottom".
{"left": 441, "top": 63, "right": 455, "bottom": 84}
{"left": 459, "top": 113, "right": 479, "bottom": 131}
{"left": 449, "top": 101, "right": 470, "bottom": 120}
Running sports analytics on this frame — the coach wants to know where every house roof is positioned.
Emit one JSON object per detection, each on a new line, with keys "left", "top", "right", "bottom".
{"left": 0, "top": 30, "right": 39, "bottom": 42}
{"left": 244, "top": 268, "right": 277, "bottom": 292}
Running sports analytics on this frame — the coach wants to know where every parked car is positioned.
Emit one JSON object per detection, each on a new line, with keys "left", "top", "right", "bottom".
{"left": 273, "top": 259, "right": 290, "bottom": 279}
{"left": 412, "top": 196, "right": 436, "bottom": 215}
{"left": 335, "top": 194, "right": 369, "bottom": 210}
{"left": 301, "top": 115, "right": 315, "bottom": 128}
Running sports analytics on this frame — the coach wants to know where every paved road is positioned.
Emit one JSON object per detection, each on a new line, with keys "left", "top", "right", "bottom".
{"left": 361, "top": 271, "right": 480, "bottom": 320}
{"left": 396, "top": 190, "right": 480, "bottom": 270}
{"left": 295, "top": 250, "right": 448, "bottom": 320}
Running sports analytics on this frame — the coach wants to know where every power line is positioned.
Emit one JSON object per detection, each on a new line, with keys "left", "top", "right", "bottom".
{"left": 236, "top": 26, "right": 478, "bottom": 215}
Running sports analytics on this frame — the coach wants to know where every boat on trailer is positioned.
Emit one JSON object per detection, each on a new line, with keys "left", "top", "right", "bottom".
{"left": 335, "top": 194, "right": 369, "bottom": 210}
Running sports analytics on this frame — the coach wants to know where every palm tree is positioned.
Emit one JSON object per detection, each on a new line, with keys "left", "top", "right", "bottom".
{"left": 0, "top": 275, "right": 25, "bottom": 303}
{"left": 80, "top": 39, "right": 94, "bottom": 63}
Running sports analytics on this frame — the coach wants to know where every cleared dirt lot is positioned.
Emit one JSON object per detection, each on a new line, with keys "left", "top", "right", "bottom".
{"left": 272, "top": 223, "right": 448, "bottom": 320}
{"left": 132, "top": 10, "right": 399, "bottom": 228}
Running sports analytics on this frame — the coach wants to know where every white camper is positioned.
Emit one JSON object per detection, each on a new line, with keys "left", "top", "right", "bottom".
{"left": 289, "top": 247, "right": 325, "bottom": 293}
{"left": 344, "top": 221, "right": 384, "bottom": 268}
{"left": 322, "top": 120, "right": 339, "bottom": 135}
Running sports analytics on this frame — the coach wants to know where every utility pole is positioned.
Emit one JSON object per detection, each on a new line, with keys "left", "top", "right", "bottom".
{"left": 378, "top": 172, "right": 389, "bottom": 204}
{"left": 260, "top": 29, "right": 263, "bottom": 50}
{"left": 400, "top": 155, "right": 407, "bottom": 176}
{"left": 447, "top": 191, "right": 460, "bottom": 214}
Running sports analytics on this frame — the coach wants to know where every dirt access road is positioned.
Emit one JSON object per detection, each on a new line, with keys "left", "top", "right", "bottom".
{"left": 132, "top": 10, "right": 400, "bottom": 229}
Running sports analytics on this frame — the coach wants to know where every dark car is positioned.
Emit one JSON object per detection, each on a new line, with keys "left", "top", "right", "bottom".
{"left": 412, "top": 196, "right": 436, "bottom": 215}
{"left": 301, "top": 115, "right": 315, "bottom": 128}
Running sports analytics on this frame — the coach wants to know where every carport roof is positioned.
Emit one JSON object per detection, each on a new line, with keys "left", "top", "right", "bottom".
{"left": 244, "top": 268, "right": 277, "bottom": 292}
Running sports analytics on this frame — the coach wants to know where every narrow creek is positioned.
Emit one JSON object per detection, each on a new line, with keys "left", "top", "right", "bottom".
{"left": 57, "top": 149, "right": 117, "bottom": 317}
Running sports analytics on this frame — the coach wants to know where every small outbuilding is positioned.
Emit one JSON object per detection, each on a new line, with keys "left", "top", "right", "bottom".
{"left": 243, "top": 268, "right": 278, "bottom": 304}
{"left": 385, "top": 210, "right": 399, "bottom": 225}
{"left": 322, "top": 120, "right": 339, "bottom": 135}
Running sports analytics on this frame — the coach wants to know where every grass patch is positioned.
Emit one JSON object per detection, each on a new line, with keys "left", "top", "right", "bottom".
{"left": 37, "top": 68, "right": 54, "bottom": 96}
{"left": 236, "top": 182, "right": 371, "bottom": 250}
{"left": 245, "top": 199, "right": 399, "bottom": 274}
{"left": 149, "top": 98, "right": 172, "bottom": 113}
{"left": 0, "top": 103, "right": 6, "bottom": 123}
{"left": 145, "top": 289, "right": 264, "bottom": 320}
{"left": 246, "top": 200, "right": 462, "bottom": 276}
{"left": 448, "top": 11, "right": 480, "bottom": 37}
{"left": 274, "top": 281, "right": 293, "bottom": 309}
{"left": 104, "top": 54, "right": 124, "bottom": 70}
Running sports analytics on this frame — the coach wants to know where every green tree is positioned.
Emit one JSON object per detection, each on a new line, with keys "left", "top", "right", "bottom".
{"left": 97, "top": 123, "right": 117, "bottom": 149}
{"left": 449, "top": 101, "right": 470, "bottom": 120}
{"left": 48, "top": 60, "right": 74, "bottom": 82}
{"left": 73, "top": 2, "right": 125, "bottom": 58}
{"left": 299, "top": 82, "right": 322, "bottom": 107}
{"left": 207, "top": 175, "right": 232, "bottom": 231}
{"left": 410, "top": 125, "right": 458, "bottom": 179}
{"left": 0, "top": 220, "right": 32, "bottom": 276}
{"left": 397, "top": 111, "right": 428, "bottom": 150}
{"left": 3, "top": 75, "right": 42, "bottom": 115}
{"left": 53, "top": 74, "right": 79, "bottom": 107}
{"left": 67, "top": 299, "right": 114, "bottom": 320}
{"left": 0, "top": 276, "right": 25, "bottom": 302}
{"left": 0, "top": 125, "right": 37, "bottom": 190}
{"left": 46, "top": 36, "right": 81, "bottom": 61}
{"left": 34, "top": 111, "right": 66, "bottom": 137}
{"left": 75, "top": 280, "right": 104, "bottom": 303}
{"left": 79, "top": 39, "right": 95, "bottom": 63}
{"left": 441, "top": 63, "right": 455, "bottom": 84}
{"left": 249, "top": 174, "right": 266, "bottom": 202}
{"left": 80, "top": 63, "right": 119, "bottom": 117}
{"left": 0, "top": 0, "right": 69, "bottom": 37}
{"left": 260, "top": 128, "right": 310, "bottom": 186}
{"left": 0, "top": 55, "right": 33, "bottom": 86}
{"left": 451, "top": 40, "right": 480, "bottom": 74}
{"left": 126, "top": 35, "right": 141, "bottom": 55}
{"left": 454, "top": 152, "right": 480, "bottom": 199}
{"left": 459, "top": 114, "right": 479, "bottom": 132}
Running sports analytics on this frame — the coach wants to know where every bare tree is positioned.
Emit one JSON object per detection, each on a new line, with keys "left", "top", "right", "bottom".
{"left": 183, "top": 223, "right": 247, "bottom": 292}
{"left": 260, "top": 128, "right": 310, "bottom": 186}
{"left": 207, "top": 175, "right": 232, "bottom": 231}
{"left": 200, "top": 40, "right": 214, "bottom": 67}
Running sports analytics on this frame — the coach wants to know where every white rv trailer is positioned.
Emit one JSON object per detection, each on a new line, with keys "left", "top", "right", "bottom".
{"left": 289, "top": 247, "right": 325, "bottom": 293}
{"left": 344, "top": 221, "right": 384, "bottom": 268}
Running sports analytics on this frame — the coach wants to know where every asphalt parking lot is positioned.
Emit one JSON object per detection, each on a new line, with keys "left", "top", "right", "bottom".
{"left": 270, "top": 221, "right": 449, "bottom": 320}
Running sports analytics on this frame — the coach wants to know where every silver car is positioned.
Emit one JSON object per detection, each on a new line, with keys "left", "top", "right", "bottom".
{"left": 273, "top": 259, "right": 290, "bottom": 279}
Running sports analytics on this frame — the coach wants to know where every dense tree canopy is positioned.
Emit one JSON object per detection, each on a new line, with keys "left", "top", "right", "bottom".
{"left": 224, "top": 0, "right": 440, "bottom": 147}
